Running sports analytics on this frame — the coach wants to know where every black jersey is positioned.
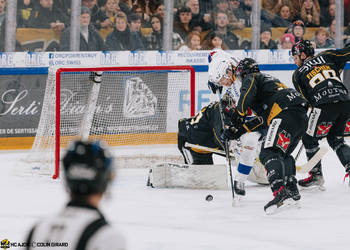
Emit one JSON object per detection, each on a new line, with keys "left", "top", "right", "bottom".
{"left": 292, "top": 47, "right": 350, "bottom": 107}
{"left": 236, "top": 72, "right": 307, "bottom": 126}
{"left": 178, "top": 101, "right": 235, "bottom": 150}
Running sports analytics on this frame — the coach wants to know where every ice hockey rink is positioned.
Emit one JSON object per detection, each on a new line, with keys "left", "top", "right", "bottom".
{"left": 1, "top": 140, "right": 350, "bottom": 250}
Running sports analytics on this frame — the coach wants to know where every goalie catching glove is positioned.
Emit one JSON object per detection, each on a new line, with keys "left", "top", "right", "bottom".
{"left": 220, "top": 115, "right": 263, "bottom": 142}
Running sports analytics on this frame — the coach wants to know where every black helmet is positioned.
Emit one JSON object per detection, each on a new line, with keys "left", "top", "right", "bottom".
{"left": 291, "top": 40, "right": 315, "bottom": 57}
{"left": 234, "top": 58, "right": 259, "bottom": 81}
{"left": 63, "top": 140, "right": 114, "bottom": 195}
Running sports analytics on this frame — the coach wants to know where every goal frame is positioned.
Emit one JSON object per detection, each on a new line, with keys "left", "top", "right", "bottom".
{"left": 53, "top": 65, "right": 196, "bottom": 179}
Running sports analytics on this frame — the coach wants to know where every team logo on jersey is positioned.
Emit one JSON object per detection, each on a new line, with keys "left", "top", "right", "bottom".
{"left": 276, "top": 130, "right": 291, "bottom": 152}
{"left": 344, "top": 120, "right": 350, "bottom": 135}
{"left": 316, "top": 122, "right": 333, "bottom": 137}
{"left": 1, "top": 239, "right": 10, "bottom": 249}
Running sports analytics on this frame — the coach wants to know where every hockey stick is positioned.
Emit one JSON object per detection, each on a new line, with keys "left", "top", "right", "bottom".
{"left": 184, "top": 142, "right": 236, "bottom": 159}
{"left": 217, "top": 93, "right": 235, "bottom": 204}
{"left": 296, "top": 147, "right": 328, "bottom": 173}
{"left": 186, "top": 142, "right": 328, "bottom": 174}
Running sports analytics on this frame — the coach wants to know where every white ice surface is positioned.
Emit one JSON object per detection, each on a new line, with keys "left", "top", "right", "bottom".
{"left": 1, "top": 140, "right": 350, "bottom": 250}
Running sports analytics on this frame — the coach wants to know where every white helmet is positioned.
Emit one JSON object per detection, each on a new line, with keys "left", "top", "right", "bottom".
{"left": 208, "top": 49, "right": 237, "bottom": 85}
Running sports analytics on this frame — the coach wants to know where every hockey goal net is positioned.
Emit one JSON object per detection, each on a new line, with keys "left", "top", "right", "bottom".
{"left": 25, "top": 66, "right": 195, "bottom": 178}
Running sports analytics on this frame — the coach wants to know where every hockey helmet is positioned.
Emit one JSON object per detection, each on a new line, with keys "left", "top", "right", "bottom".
{"left": 234, "top": 58, "right": 259, "bottom": 81}
{"left": 208, "top": 49, "right": 236, "bottom": 85}
{"left": 63, "top": 140, "right": 114, "bottom": 195}
{"left": 291, "top": 40, "right": 315, "bottom": 58}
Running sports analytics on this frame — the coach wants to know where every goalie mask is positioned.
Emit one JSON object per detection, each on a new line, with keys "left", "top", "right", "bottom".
{"left": 208, "top": 49, "right": 236, "bottom": 86}
{"left": 63, "top": 140, "right": 114, "bottom": 195}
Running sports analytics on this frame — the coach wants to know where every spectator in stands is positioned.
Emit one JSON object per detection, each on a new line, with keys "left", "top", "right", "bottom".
{"left": 102, "top": 0, "right": 121, "bottom": 24}
{"left": 186, "top": 0, "right": 213, "bottom": 31}
{"left": 262, "top": 0, "right": 299, "bottom": 21}
{"left": 178, "top": 30, "right": 202, "bottom": 50}
{"left": 279, "top": 33, "right": 295, "bottom": 49}
{"left": 138, "top": 0, "right": 152, "bottom": 17}
{"left": 320, "top": 3, "right": 335, "bottom": 27}
{"left": 128, "top": 13, "right": 147, "bottom": 50}
{"left": 59, "top": 7, "right": 107, "bottom": 51}
{"left": 54, "top": 0, "right": 71, "bottom": 16}
{"left": 235, "top": 0, "right": 271, "bottom": 27}
{"left": 146, "top": 14, "right": 183, "bottom": 50}
{"left": 260, "top": 24, "right": 278, "bottom": 49}
{"left": 201, "top": 30, "right": 228, "bottom": 50}
{"left": 131, "top": 3, "right": 151, "bottom": 28}
{"left": 228, "top": 0, "right": 246, "bottom": 30}
{"left": 174, "top": 6, "right": 193, "bottom": 41}
{"left": 118, "top": 0, "right": 132, "bottom": 16}
{"left": 292, "top": 19, "right": 305, "bottom": 43}
{"left": 17, "top": 0, "right": 35, "bottom": 27}
{"left": 214, "top": 11, "right": 239, "bottom": 49}
{"left": 27, "top": 0, "right": 69, "bottom": 31}
{"left": 0, "top": 0, "right": 6, "bottom": 24}
{"left": 105, "top": 12, "right": 130, "bottom": 50}
{"left": 82, "top": 0, "right": 113, "bottom": 30}
{"left": 313, "top": 27, "right": 335, "bottom": 48}
{"left": 300, "top": 0, "right": 320, "bottom": 27}
{"left": 213, "top": 0, "right": 241, "bottom": 29}
{"left": 152, "top": 2, "right": 165, "bottom": 18}
{"left": 271, "top": 4, "right": 293, "bottom": 27}
{"left": 329, "top": 18, "right": 336, "bottom": 42}
{"left": 199, "top": 0, "right": 214, "bottom": 15}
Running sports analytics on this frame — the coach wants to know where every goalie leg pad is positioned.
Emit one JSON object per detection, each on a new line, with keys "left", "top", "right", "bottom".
{"left": 148, "top": 163, "right": 228, "bottom": 190}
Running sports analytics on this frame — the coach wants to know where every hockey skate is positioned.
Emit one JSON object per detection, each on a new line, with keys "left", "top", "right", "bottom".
{"left": 264, "top": 186, "right": 299, "bottom": 215}
{"left": 234, "top": 180, "right": 246, "bottom": 196}
{"left": 286, "top": 176, "right": 301, "bottom": 201}
{"left": 298, "top": 172, "right": 325, "bottom": 191}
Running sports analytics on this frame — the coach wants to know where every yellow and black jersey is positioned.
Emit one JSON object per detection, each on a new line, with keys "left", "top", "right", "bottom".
{"left": 292, "top": 46, "right": 350, "bottom": 107}
{"left": 237, "top": 72, "right": 307, "bottom": 126}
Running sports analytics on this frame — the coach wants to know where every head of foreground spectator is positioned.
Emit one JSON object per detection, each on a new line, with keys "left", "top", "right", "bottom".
{"left": 185, "top": 30, "right": 202, "bottom": 50}
{"left": 280, "top": 33, "right": 295, "bottom": 49}
{"left": 260, "top": 25, "right": 273, "bottom": 45}
{"left": 292, "top": 20, "right": 305, "bottom": 42}
{"left": 129, "top": 13, "right": 142, "bottom": 32}
{"left": 80, "top": 6, "right": 91, "bottom": 27}
{"left": 202, "top": 30, "right": 227, "bottom": 50}
{"left": 229, "top": 0, "right": 240, "bottom": 11}
{"left": 175, "top": 6, "right": 192, "bottom": 25}
{"left": 150, "top": 14, "right": 162, "bottom": 33}
{"left": 114, "top": 12, "right": 128, "bottom": 32}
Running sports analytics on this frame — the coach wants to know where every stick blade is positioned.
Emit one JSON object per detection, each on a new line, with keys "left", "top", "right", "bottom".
{"left": 296, "top": 147, "right": 328, "bottom": 173}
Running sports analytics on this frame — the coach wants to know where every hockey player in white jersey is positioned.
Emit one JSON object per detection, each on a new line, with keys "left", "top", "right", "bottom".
{"left": 208, "top": 49, "right": 264, "bottom": 196}
{"left": 25, "top": 140, "right": 126, "bottom": 250}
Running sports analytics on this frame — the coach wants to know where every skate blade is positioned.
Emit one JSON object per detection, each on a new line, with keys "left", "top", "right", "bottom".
{"left": 299, "top": 185, "right": 326, "bottom": 192}
{"left": 232, "top": 195, "right": 245, "bottom": 207}
{"left": 265, "top": 198, "right": 300, "bottom": 215}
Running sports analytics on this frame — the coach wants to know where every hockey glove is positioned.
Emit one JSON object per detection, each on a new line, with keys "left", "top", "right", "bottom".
{"left": 220, "top": 126, "right": 239, "bottom": 142}
{"left": 208, "top": 81, "right": 223, "bottom": 94}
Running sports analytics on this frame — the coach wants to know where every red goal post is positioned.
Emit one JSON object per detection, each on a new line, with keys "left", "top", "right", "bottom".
{"left": 26, "top": 65, "right": 196, "bottom": 179}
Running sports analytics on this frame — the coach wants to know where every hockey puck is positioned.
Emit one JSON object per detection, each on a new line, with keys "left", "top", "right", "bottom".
{"left": 205, "top": 194, "right": 213, "bottom": 201}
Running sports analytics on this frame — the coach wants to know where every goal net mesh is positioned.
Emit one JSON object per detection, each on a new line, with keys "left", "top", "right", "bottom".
{"left": 25, "top": 66, "right": 195, "bottom": 178}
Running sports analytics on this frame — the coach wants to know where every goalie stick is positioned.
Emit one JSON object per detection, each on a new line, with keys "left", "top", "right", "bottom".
{"left": 184, "top": 142, "right": 236, "bottom": 159}
{"left": 185, "top": 142, "right": 328, "bottom": 174}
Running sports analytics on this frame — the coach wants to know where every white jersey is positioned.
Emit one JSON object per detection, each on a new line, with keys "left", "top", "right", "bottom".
{"left": 26, "top": 201, "right": 126, "bottom": 250}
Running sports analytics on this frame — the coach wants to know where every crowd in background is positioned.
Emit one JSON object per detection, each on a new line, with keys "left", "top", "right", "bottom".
{"left": 1, "top": 0, "right": 350, "bottom": 51}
